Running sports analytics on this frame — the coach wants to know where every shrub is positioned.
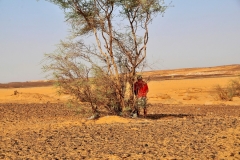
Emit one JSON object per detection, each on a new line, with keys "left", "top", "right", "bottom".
{"left": 229, "top": 78, "right": 240, "bottom": 96}
{"left": 214, "top": 77, "right": 240, "bottom": 101}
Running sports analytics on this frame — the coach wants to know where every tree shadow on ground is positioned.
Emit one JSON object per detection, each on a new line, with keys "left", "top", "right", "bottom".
{"left": 145, "top": 113, "right": 193, "bottom": 120}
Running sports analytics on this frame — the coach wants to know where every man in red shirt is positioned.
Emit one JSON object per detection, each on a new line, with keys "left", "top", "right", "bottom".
{"left": 134, "top": 75, "right": 149, "bottom": 118}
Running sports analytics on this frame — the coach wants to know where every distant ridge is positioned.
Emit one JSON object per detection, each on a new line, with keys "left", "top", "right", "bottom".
{"left": 0, "top": 81, "right": 54, "bottom": 89}
{"left": 0, "top": 64, "right": 239, "bottom": 88}
{"left": 143, "top": 64, "right": 240, "bottom": 80}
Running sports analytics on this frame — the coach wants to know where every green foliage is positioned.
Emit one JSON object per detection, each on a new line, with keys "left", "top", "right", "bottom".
{"left": 46, "top": 0, "right": 168, "bottom": 36}
{"left": 119, "top": 0, "right": 167, "bottom": 19}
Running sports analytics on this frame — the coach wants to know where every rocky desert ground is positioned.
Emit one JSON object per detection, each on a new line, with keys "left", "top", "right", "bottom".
{"left": 0, "top": 64, "right": 240, "bottom": 159}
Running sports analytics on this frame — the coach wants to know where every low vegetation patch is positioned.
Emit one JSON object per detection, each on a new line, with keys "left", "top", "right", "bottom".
{"left": 214, "top": 77, "right": 240, "bottom": 101}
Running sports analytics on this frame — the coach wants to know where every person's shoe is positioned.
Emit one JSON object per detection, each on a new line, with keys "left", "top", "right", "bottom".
{"left": 132, "top": 113, "right": 138, "bottom": 118}
{"left": 88, "top": 113, "right": 99, "bottom": 120}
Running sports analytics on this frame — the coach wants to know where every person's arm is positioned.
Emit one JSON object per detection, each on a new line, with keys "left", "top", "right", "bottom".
{"left": 146, "top": 83, "right": 149, "bottom": 93}
{"left": 143, "top": 82, "right": 149, "bottom": 96}
{"left": 134, "top": 82, "right": 138, "bottom": 95}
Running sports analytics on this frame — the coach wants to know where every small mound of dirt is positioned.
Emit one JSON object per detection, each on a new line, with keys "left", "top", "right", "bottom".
{"left": 95, "top": 116, "right": 130, "bottom": 124}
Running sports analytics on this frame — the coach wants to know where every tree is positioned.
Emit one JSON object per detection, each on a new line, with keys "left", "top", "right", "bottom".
{"left": 43, "top": 0, "right": 168, "bottom": 115}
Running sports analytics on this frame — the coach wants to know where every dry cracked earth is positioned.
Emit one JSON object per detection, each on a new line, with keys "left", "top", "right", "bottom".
{"left": 0, "top": 103, "right": 240, "bottom": 159}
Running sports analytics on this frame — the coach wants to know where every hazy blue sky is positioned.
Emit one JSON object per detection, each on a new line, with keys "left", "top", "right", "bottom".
{"left": 0, "top": 0, "right": 240, "bottom": 83}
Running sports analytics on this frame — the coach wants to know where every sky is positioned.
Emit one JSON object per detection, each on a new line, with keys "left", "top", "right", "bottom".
{"left": 0, "top": 0, "right": 240, "bottom": 83}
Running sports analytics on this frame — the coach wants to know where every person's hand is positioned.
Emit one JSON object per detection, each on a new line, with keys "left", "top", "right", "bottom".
{"left": 134, "top": 90, "right": 137, "bottom": 95}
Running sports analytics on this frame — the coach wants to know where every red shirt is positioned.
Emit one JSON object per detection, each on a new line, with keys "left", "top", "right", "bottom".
{"left": 134, "top": 80, "right": 149, "bottom": 98}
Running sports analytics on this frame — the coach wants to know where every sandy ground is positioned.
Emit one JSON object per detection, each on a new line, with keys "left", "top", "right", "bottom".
{"left": 0, "top": 65, "right": 240, "bottom": 159}
{"left": 1, "top": 76, "right": 240, "bottom": 105}
{"left": 148, "top": 76, "right": 240, "bottom": 106}
{"left": 0, "top": 103, "right": 239, "bottom": 159}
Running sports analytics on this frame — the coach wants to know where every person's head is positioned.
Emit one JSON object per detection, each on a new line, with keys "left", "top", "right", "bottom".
{"left": 137, "top": 75, "right": 143, "bottom": 81}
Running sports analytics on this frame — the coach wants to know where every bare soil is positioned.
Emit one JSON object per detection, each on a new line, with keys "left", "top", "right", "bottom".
{"left": 0, "top": 103, "right": 239, "bottom": 159}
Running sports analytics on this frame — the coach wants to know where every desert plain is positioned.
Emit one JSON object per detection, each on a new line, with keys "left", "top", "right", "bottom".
{"left": 0, "top": 65, "right": 240, "bottom": 159}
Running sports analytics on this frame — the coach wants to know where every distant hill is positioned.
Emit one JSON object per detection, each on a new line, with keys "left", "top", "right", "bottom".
{"left": 0, "top": 64, "right": 239, "bottom": 88}
{"left": 142, "top": 64, "right": 240, "bottom": 80}
{"left": 0, "top": 80, "right": 54, "bottom": 89}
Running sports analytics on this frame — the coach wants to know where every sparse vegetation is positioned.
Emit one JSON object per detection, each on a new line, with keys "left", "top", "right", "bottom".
{"left": 214, "top": 77, "right": 240, "bottom": 101}
{"left": 13, "top": 90, "right": 18, "bottom": 95}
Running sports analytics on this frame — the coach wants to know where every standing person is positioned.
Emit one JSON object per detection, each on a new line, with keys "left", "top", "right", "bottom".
{"left": 134, "top": 75, "right": 149, "bottom": 118}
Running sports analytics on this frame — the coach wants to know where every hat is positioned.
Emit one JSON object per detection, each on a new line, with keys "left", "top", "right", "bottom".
{"left": 137, "top": 75, "right": 142, "bottom": 80}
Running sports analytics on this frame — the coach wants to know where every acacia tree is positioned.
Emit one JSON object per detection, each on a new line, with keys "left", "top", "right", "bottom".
{"left": 43, "top": 0, "right": 168, "bottom": 115}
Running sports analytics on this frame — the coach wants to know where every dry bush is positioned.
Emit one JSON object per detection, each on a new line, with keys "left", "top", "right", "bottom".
{"left": 214, "top": 77, "right": 240, "bottom": 101}
{"left": 229, "top": 78, "right": 240, "bottom": 96}
{"left": 56, "top": 65, "right": 122, "bottom": 115}
{"left": 214, "top": 85, "right": 232, "bottom": 101}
